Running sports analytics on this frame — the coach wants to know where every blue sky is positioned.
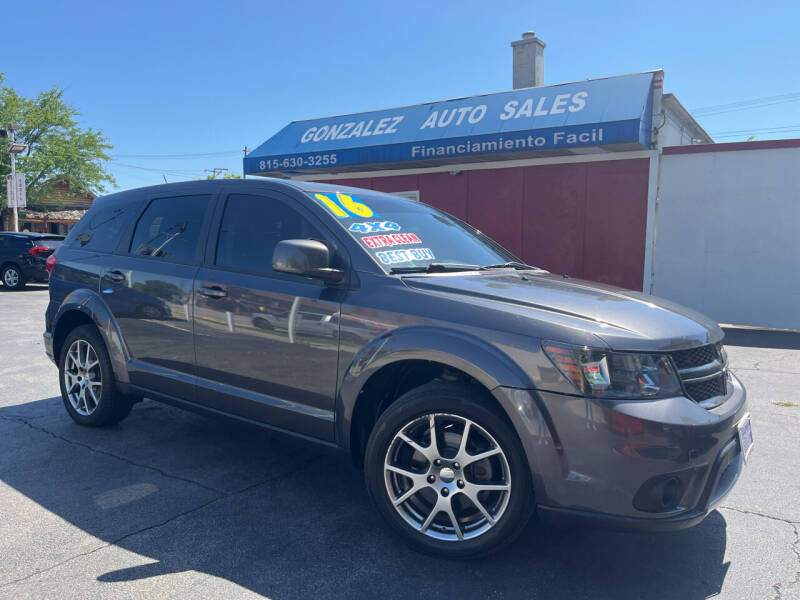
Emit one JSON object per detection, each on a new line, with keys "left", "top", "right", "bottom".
{"left": 5, "top": 0, "right": 799, "bottom": 192}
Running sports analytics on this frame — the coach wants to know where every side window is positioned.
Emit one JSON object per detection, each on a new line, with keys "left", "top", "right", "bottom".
{"left": 72, "top": 204, "right": 131, "bottom": 252}
{"left": 130, "top": 195, "right": 210, "bottom": 263}
{"left": 10, "top": 237, "right": 30, "bottom": 251}
{"left": 215, "top": 194, "right": 324, "bottom": 275}
{"left": 0, "top": 236, "right": 8, "bottom": 251}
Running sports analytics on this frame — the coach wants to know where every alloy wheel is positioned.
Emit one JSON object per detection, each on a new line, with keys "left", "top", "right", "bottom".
{"left": 63, "top": 339, "right": 102, "bottom": 416}
{"left": 383, "top": 412, "right": 511, "bottom": 542}
{"left": 3, "top": 268, "right": 20, "bottom": 287}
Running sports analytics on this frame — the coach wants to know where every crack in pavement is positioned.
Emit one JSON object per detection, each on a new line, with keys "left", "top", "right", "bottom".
{"left": 719, "top": 506, "right": 800, "bottom": 599}
{"left": 732, "top": 367, "right": 800, "bottom": 376}
{"left": 0, "top": 414, "right": 227, "bottom": 495}
{"left": 0, "top": 454, "right": 321, "bottom": 589}
{"left": 720, "top": 505, "right": 799, "bottom": 525}
{"left": 774, "top": 522, "right": 800, "bottom": 600}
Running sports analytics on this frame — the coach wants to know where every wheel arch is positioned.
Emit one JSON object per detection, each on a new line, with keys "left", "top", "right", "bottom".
{"left": 52, "top": 288, "right": 131, "bottom": 386}
{"left": 337, "top": 327, "right": 533, "bottom": 466}
{"left": 1, "top": 260, "right": 22, "bottom": 271}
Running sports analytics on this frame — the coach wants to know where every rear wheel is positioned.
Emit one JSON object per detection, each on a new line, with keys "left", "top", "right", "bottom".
{"left": 59, "top": 325, "right": 134, "bottom": 426}
{"left": 364, "top": 381, "right": 533, "bottom": 559}
{"left": 1, "top": 264, "right": 25, "bottom": 290}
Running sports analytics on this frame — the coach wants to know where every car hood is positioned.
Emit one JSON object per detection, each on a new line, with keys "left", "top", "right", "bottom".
{"left": 401, "top": 271, "right": 723, "bottom": 351}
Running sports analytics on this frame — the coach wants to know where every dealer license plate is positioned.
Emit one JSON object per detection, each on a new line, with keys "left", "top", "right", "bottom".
{"left": 738, "top": 413, "right": 754, "bottom": 464}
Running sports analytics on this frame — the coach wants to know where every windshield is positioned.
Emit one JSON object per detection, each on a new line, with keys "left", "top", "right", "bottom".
{"left": 308, "top": 189, "right": 516, "bottom": 273}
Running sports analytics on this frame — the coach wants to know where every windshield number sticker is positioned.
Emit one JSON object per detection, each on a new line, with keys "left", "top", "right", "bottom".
{"left": 348, "top": 221, "right": 401, "bottom": 233}
{"left": 361, "top": 233, "right": 421, "bottom": 249}
{"left": 313, "top": 192, "right": 375, "bottom": 219}
{"left": 375, "top": 248, "right": 435, "bottom": 265}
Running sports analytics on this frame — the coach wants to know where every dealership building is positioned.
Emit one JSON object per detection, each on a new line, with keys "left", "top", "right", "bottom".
{"left": 245, "top": 32, "right": 800, "bottom": 330}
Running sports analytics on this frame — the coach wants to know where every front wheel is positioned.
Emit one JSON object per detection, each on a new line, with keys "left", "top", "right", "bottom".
{"left": 364, "top": 381, "right": 533, "bottom": 559}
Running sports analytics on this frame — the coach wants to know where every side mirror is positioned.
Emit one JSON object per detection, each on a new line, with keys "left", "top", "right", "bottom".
{"left": 272, "top": 239, "right": 345, "bottom": 284}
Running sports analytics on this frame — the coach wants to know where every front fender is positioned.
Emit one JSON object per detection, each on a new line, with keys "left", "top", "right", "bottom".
{"left": 336, "top": 326, "right": 533, "bottom": 449}
{"left": 53, "top": 288, "right": 130, "bottom": 386}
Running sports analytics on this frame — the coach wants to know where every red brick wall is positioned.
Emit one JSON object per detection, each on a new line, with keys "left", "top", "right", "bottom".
{"left": 318, "top": 158, "right": 650, "bottom": 290}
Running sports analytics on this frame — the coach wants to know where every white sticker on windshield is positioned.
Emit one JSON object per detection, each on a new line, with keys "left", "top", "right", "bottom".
{"left": 375, "top": 248, "right": 435, "bottom": 265}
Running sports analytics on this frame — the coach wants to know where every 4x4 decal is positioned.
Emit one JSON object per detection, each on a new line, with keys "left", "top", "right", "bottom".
{"left": 348, "top": 221, "right": 401, "bottom": 233}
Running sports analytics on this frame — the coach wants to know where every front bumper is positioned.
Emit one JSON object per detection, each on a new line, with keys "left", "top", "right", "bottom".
{"left": 43, "top": 331, "right": 55, "bottom": 363}
{"left": 494, "top": 373, "right": 747, "bottom": 532}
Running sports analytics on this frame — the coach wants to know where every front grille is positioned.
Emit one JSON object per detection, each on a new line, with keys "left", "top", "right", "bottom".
{"left": 685, "top": 375, "right": 727, "bottom": 403}
{"left": 671, "top": 344, "right": 727, "bottom": 406}
{"left": 671, "top": 345, "right": 719, "bottom": 369}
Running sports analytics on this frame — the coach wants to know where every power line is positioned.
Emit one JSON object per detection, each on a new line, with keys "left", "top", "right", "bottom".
{"left": 692, "top": 92, "right": 800, "bottom": 113}
{"left": 110, "top": 161, "right": 206, "bottom": 176}
{"left": 691, "top": 92, "right": 800, "bottom": 116}
{"left": 713, "top": 130, "right": 800, "bottom": 139}
{"left": 710, "top": 124, "right": 800, "bottom": 136}
{"left": 110, "top": 150, "right": 241, "bottom": 159}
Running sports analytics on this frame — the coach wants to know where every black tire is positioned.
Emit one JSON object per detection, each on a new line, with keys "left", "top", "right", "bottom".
{"left": 364, "top": 381, "right": 533, "bottom": 559}
{"left": 1, "top": 264, "right": 25, "bottom": 290}
{"left": 58, "top": 324, "right": 134, "bottom": 426}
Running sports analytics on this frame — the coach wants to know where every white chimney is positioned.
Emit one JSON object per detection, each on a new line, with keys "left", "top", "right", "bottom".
{"left": 511, "top": 31, "right": 545, "bottom": 89}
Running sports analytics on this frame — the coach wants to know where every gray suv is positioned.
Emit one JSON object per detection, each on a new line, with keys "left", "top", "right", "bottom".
{"left": 44, "top": 179, "right": 751, "bottom": 558}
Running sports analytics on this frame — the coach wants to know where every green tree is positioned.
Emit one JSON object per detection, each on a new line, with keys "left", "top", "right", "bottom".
{"left": 204, "top": 172, "right": 241, "bottom": 180}
{"left": 0, "top": 73, "right": 115, "bottom": 209}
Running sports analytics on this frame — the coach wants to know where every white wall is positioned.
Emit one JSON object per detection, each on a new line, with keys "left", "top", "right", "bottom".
{"left": 660, "top": 113, "right": 697, "bottom": 147}
{"left": 652, "top": 145, "right": 800, "bottom": 329}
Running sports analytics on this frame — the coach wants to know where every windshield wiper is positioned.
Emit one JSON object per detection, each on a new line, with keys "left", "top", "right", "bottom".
{"left": 390, "top": 262, "right": 480, "bottom": 274}
{"left": 479, "top": 261, "right": 538, "bottom": 271}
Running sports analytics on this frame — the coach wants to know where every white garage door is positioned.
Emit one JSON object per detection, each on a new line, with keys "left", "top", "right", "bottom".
{"left": 652, "top": 143, "right": 800, "bottom": 330}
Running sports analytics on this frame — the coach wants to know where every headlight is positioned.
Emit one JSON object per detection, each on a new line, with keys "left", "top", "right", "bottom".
{"left": 543, "top": 341, "right": 682, "bottom": 399}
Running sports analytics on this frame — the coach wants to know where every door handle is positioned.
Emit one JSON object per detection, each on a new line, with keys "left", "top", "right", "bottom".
{"left": 105, "top": 270, "right": 126, "bottom": 283}
{"left": 198, "top": 286, "right": 227, "bottom": 299}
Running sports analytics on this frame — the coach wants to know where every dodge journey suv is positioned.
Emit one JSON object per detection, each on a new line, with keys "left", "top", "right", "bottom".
{"left": 44, "top": 179, "right": 752, "bottom": 558}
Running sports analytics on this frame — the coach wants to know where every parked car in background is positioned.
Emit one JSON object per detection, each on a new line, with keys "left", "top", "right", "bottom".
{"left": 43, "top": 180, "right": 751, "bottom": 558}
{"left": 0, "top": 232, "right": 64, "bottom": 290}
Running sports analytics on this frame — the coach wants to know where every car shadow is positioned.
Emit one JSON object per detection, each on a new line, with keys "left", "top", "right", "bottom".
{"left": 0, "top": 283, "right": 48, "bottom": 292}
{"left": 0, "top": 396, "right": 730, "bottom": 599}
{"left": 722, "top": 327, "right": 800, "bottom": 350}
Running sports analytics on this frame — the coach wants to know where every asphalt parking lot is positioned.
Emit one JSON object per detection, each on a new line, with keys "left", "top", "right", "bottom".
{"left": 0, "top": 287, "right": 798, "bottom": 600}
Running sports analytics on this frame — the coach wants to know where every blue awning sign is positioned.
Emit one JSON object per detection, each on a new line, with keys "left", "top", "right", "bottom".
{"left": 245, "top": 72, "right": 655, "bottom": 176}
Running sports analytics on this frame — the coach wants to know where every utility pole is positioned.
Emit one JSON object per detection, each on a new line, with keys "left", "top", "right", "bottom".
{"left": 204, "top": 167, "right": 228, "bottom": 179}
{"left": 5, "top": 124, "right": 26, "bottom": 232}
{"left": 243, "top": 146, "right": 249, "bottom": 180}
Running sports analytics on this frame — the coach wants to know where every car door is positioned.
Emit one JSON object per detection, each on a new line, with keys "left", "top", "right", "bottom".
{"left": 193, "top": 189, "right": 344, "bottom": 441}
{"left": 99, "top": 191, "right": 216, "bottom": 400}
{"left": 0, "top": 235, "right": 10, "bottom": 264}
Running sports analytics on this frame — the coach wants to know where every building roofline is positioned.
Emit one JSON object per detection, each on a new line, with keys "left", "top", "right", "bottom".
{"left": 662, "top": 93, "right": 714, "bottom": 143}
{"left": 663, "top": 138, "right": 800, "bottom": 155}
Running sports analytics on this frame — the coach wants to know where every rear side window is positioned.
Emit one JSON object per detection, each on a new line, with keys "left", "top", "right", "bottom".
{"left": 72, "top": 205, "right": 131, "bottom": 252}
{"left": 215, "top": 194, "right": 323, "bottom": 275}
{"left": 130, "top": 195, "right": 210, "bottom": 264}
{"left": 0, "top": 235, "right": 29, "bottom": 250}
